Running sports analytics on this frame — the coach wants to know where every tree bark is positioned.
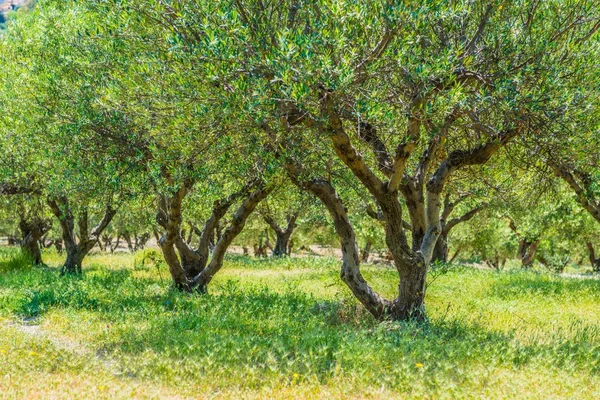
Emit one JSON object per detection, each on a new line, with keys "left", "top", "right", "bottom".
{"left": 48, "top": 197, "right": 117, "bottom": 275}
{"left": 19, "top": 218, "right": 51, "bottom": 265}
{"left": 263, "top": 212, "right": 298, "bottom": 257}
{"left": 586, "top": 242, "right": 600, "bottom": 273}
{"left": 432, "top": 201, "right": 484, "bottom": 264}
{"left": 520, "top": 239, "right": 540, "bottom": 268}
{"left": 361, "top": 240, "right": 373, "bottom": 263}
{"left": 431, "top": 232, "right": 448, "bottom": 264}
{"left": 156, "top": 180, "right": 272, "bottom": 291}
{"left": 262, "top": 84, "right": 518, "bottom": 322}
{"left": 192, "top": 185, "right": 272, "bottom": 291}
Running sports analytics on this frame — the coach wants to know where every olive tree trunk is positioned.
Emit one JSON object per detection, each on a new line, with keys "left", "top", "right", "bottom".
{"left": 156, "top": 180, "right": 272, "bottom": 292}
{"left": 266, "top": 91, "right": 516, "bottom": 321}
{"left": 48, "top": 197, "right": 117, "bottom": 275}
{"left": 19, "top": 218, "right": 51, "bottom": 265}
{"left": 263, "top": 212, "right": 298, "bottom": 257}
{"left": 586, "top": 242, "right": 600, "bottom": 273}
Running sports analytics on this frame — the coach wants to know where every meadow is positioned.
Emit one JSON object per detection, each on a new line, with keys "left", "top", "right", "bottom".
{"left": 0, "top": 248, "right": 598, "bottom": 399}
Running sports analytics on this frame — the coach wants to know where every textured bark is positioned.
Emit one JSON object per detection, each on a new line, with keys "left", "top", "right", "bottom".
{"left": 192, "top": 185, "right": 272, "bottom": 290}
{"left": 157, "top": 180, "right": 272, "bottom": 291}
{"left": 263, "top": 213, "right": 297, "bottom": 257}
{"left": 48, "top": 197, "right": 117, "bottom": 275}
{"left": 431, "top": 233, "right": 448, "bottom": 263}
{"left": 520, "top": 239, "right": 540, "bottom": 268}
{"left": 19, "top": 218, "right": 51, "bottom": 265}
{"left": 262, "top": 86, "right": 518, "bottom": 321}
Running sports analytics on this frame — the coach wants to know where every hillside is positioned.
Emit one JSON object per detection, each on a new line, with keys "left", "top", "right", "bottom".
{"left": 0, "top": 0, "right": 30, "bottom": 24}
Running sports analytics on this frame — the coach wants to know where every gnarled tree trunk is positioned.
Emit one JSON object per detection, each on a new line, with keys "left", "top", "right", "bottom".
{"left": 19, "top": 217, "right": 51, "bottom": 265}
{"left": 48, "top": 197, "right": 117, "bottom": 275}
{"left": 156, "top": 180, "right": 272, "bottom": 292}
{"left": 263, "top": 212, "right": 298, "bottom": 257}
{"left": 265, "top": 91, "right": 516, "bottom": 321}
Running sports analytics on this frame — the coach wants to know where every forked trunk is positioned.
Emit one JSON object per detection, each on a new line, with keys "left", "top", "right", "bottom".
{"left": 157, "top": 181, "right": 272, "bottom": 291}
{"left": 263, "top": 213, "right": 297, "bottom": 257}
{"left": 19, "top": 218, "right": 51, "bottom": 265}
{"left": 48, "top": 197, "right": 116, "bottom": 275}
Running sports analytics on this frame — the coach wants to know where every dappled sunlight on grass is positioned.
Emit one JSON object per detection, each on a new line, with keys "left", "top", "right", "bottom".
{"left": 0, "top": 248, "right": 599, "bottom": 398}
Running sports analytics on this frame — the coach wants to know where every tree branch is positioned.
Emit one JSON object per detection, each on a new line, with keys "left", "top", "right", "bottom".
{"left": 443, "top": 204, "right": 485, "bottom": 234}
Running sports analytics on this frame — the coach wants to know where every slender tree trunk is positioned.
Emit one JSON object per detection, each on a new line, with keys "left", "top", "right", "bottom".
{"left": 449, "top": 245, "right": 462, "bottom": 263}
{"left": 432, "top": 201, "right": 484, "bottom": 264}
{"left": 97, "top": 237, "right": 105, "bottom": 252}
{"left": 431, "top": 232, "right": 448, "bottom": 264}
{"left": 586, "top": 242, "right": 600, "bottom": 273}
{"left": 360, "top": 240, "right": 372, "bottom": 263}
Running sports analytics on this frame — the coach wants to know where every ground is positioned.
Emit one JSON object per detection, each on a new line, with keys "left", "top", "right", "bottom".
{"left": 0, "top": 248, "right": 599, "bottom": 399}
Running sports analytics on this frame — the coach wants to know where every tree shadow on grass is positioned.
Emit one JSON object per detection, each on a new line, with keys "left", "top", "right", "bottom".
{"left": 487, "top": 270, "right": 600, "bottom": 299}
{"left": 5, "top": 266, "right": 600, "bottom": 387}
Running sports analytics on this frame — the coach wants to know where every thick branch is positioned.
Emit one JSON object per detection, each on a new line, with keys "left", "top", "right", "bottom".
{"left": 197, "top": 185, "right": 254, "bottom": 260}
{"left": 357, "top": 122, "right": 393, "bottom": 176}
{"left": 421, "top": 128, "right": 519, "bottom": 264}
{"left": 388, "top": 141, "right": 417, "bottom": 192}
{"left": 550, "top": 163, "right": 600, "bottom": 223}
{"left": 321, "top": 92, "right": 385, "bottom": 199}
{"left": 0, "top": 183, "right": 41, "bottom": 196}
{"left": 193, "top": 184, "right": 273, "bottom": 288}
{"left": 463, "top": 4, "right": 494, "bottom": 57}
{"left": 90, "top": 205, "right": 117, "bottom": 239}
{"left": 263, "top": 214, "right": 284, "bottom": 235}
{"left": 443, "top": 204, "right": 485, "bottom": 235}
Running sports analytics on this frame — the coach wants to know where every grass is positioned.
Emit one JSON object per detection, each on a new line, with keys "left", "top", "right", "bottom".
{"left": 0, "top": 248, "right": 599, "bottom": 399}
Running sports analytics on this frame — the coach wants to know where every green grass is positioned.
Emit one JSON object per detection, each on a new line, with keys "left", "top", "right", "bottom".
{"left": 0, "top": 248, "right": 599, "bottom": 399}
